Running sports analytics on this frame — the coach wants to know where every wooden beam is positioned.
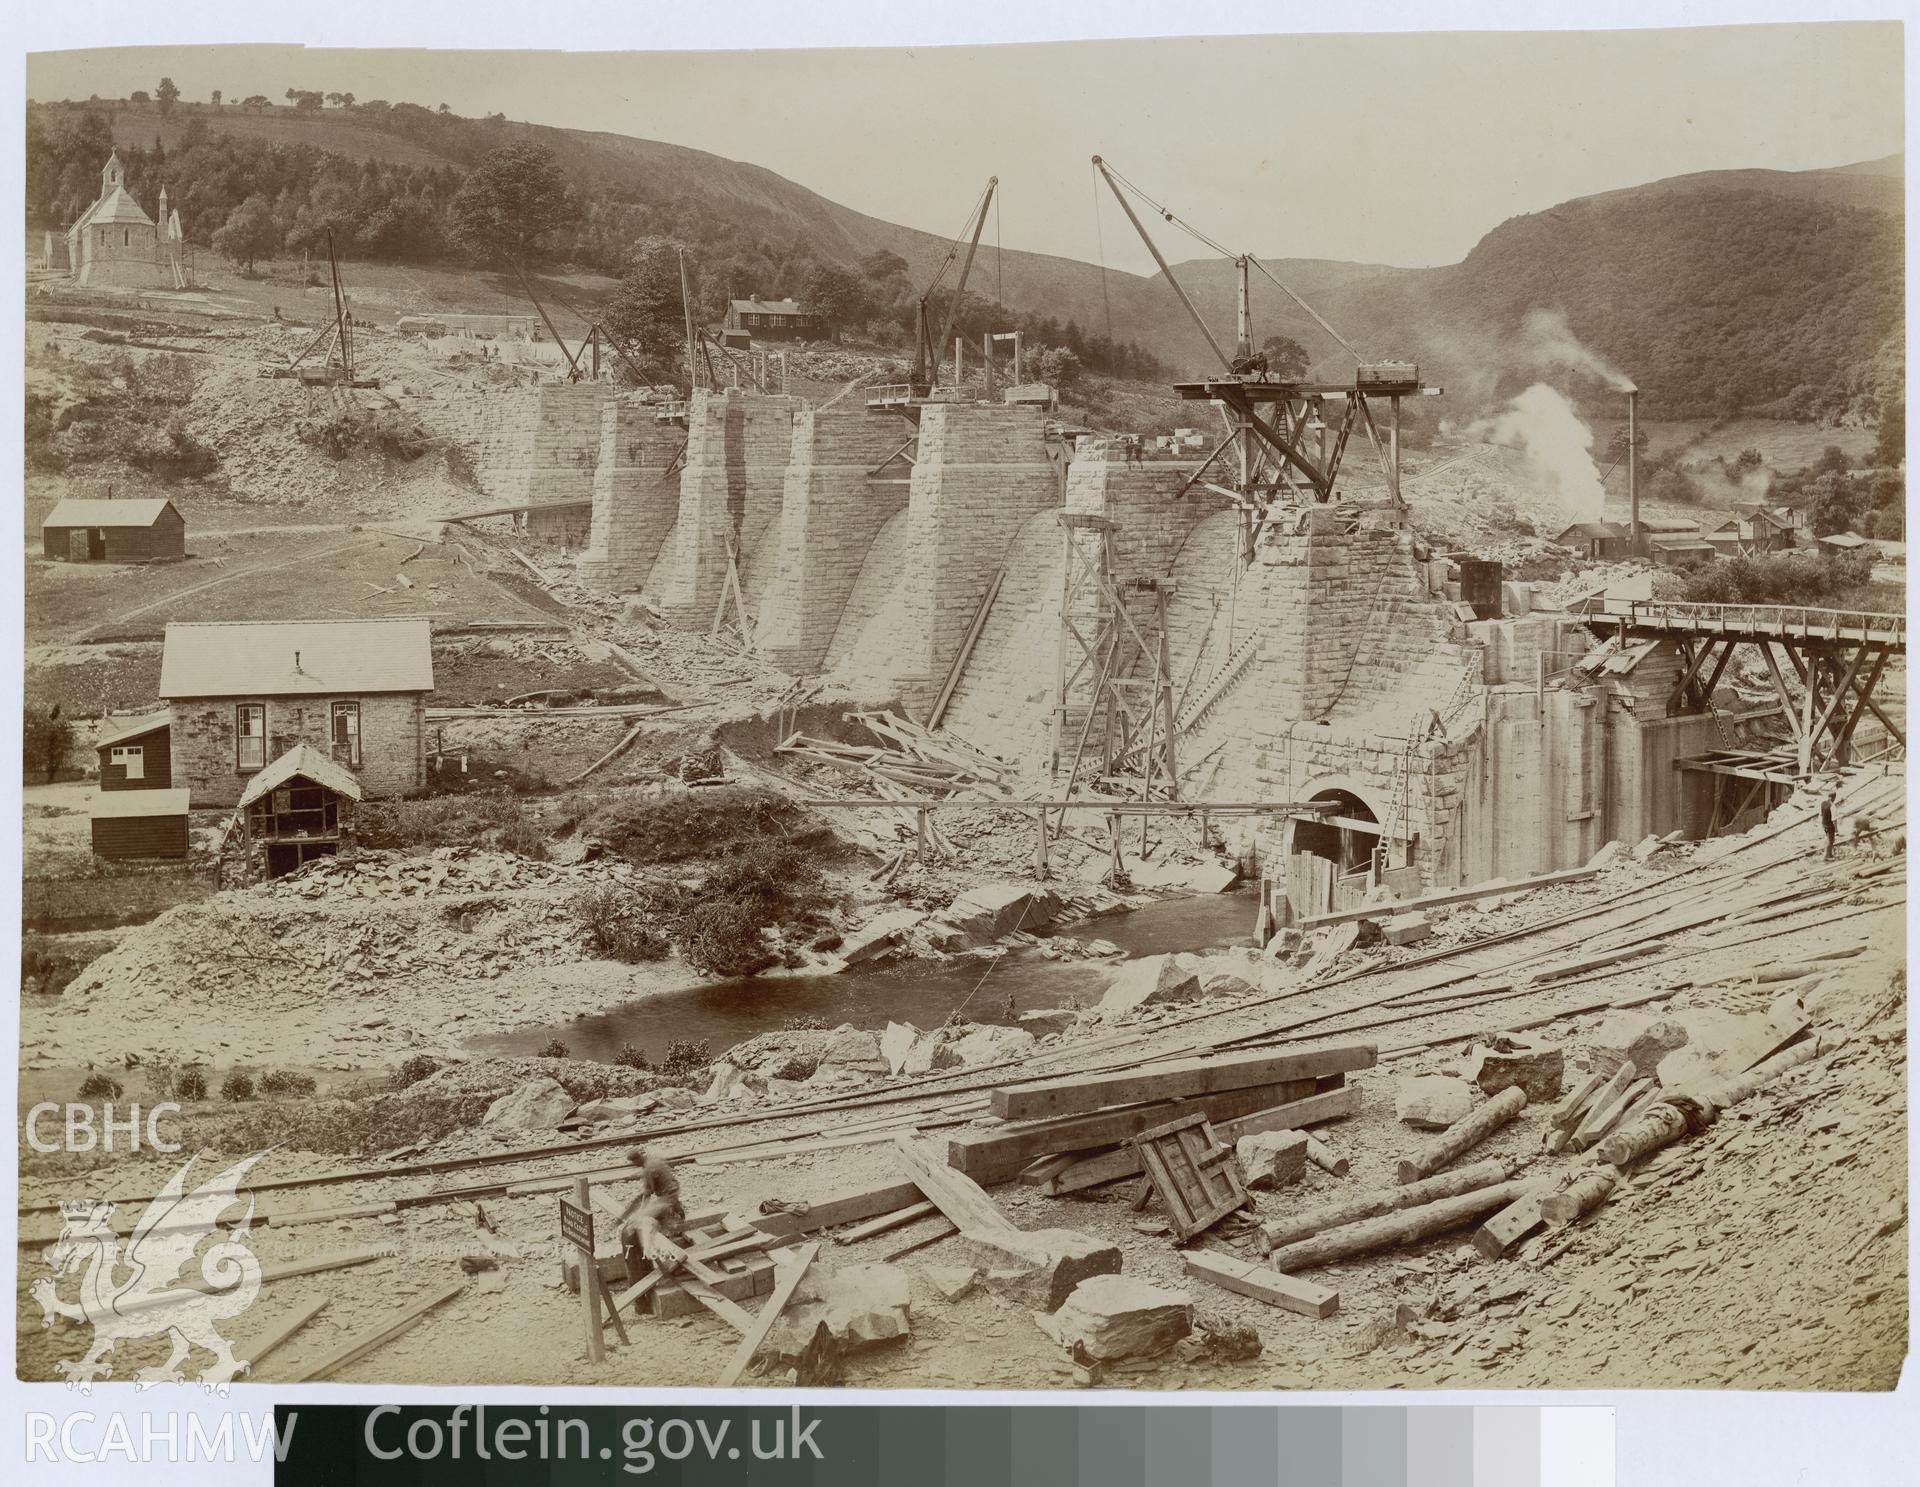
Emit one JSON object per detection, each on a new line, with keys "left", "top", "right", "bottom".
{"left": 1184, "top": 1250, "right": 1338, "bottom": 1319}
{"left": 991, "top": 1043, "right": 1375, "bottom": 1121}
{"left": 288, "top": 1282, "right": 465, "bottom": 1383}
{"left": 838, "top": 1200, "right": 937, "bottom": 1242}
{"left": 894, "top": 1135, "right": 1016, "bottom": 1235}
{"left": 1038, "top": 1087, "right": 1360, "bottom": 1195}
{"left": 1298, "top": 866, "right": 1599, "bottom": 929}
{"left": 238, "top": 1297, "right": 330, "bottom": 1371}
{"left": 947, "top": 1078, "right": 1334, "bottom": 1185}
{"left": 715, "top": 1243, "right": 818, "bottom": 1388}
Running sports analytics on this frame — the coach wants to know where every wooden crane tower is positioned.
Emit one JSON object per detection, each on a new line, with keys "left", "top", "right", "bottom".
{"left": 1092, "top": 156, "right": 1442, "bottom": 563}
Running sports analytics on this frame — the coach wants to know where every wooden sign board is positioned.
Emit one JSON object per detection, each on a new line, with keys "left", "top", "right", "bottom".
{"left": 559, "top": 1196, "right": 595, "bottom": 1255}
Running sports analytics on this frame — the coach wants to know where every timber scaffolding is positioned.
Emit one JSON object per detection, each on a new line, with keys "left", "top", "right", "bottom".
{"left": 1582, "top": 598, "right": 1908, "bottom": 783}
{"left": 19, "top": 766, "right": 1901, "bottom": 1383}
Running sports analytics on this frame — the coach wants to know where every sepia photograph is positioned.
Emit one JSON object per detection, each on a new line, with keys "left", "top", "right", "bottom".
{"left": 14, "top": 19, "right": 1908, "bottom": 1401}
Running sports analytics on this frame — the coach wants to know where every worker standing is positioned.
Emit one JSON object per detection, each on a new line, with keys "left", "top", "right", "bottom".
{"left": 1820, "top": 791, "right": 1837, "bottom": 861}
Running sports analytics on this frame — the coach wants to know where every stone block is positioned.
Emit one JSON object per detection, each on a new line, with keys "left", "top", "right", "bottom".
{"left": 1035, "top": 1275, "right": 1193, "bottom": 1361}
{"left": 483, "top": 1077, "right": 575, "bottom": 1131}
{"left": 1465, "top": 1035, "right": 1565, "bottom": 1102}
{"left": 1381, "top": 912, "right": 1435, "bottom": 946}
{"left": 953, "top": 1227, "right": 1122, "bottom": 1313}
{"left": 1396, "top": 1075, "right": 1475, "bottom": 1129}
{"left": 1098, "top": 953, "right": 1203, "bottom": 1021}
{"left": 1235, "top": 1128, "right": 1308, "bottom": 1189}
{"left": 765, "top": 1262, "right": 913, "bottom": 1357}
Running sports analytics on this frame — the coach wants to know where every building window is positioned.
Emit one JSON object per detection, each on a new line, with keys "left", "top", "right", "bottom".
{"left": 331, "top": 701, "right": 361, "bottom": 768}
{"left": 123, "top": 228, "right": 130, "bottom": 247}
{"left": 110, "top": 746, "right": 144, "bottom": 781}
{"left": 236, "top": 704, "right": 266, "bottom": 771}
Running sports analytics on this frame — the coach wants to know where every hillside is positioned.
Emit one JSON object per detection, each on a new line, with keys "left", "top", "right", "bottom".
{"left": 30, "top": 99, "right": 1904, "bottom": 424}
{"left": 1154, "top": 161, "right": 1904, "bottom": 421}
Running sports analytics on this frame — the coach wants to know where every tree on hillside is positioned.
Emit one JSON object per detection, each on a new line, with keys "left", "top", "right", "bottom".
{"left": 156, "top": 77, "right": 179, "bottom": 116}
{"left": 1260, "top": 333, "right": 1311, "bottom": 380}
{"left": 211, "top": 194, "right": 282, "bottom": 274}
{"left": 861, "top": 249, "right": 911, "bottom": 283}
{"left": 800, "top": 263, "right": 867, "bottom": 336}
{"left": 24, "top": 705, "right": 71, "bottom": 785}
{"left": 210, "top": 90, "right": 222, "bottom": 109}
{"left": 602, "top": 237, "right": 694, "bottom": 384}
{"left": 241, "top": 95, "right": 269, "bottom": 112}
{"left": 1814, "top": 444, "right": 1852, "bottom": 477}
{"left": 1808, "top": 471, "right": 1865, "bottom": 537}
{"left": 449, "top": 140, "right": 580, "bottom": 269}
{"left": 130, "top": 91, "right": 151, "bottom": 104}
{"left": 1875, "top": 400, "right": 1904, "bottom": 468}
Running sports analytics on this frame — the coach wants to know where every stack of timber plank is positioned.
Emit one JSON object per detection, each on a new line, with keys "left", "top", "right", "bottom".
{"left": 952, "top": 1043, "right": 1376, "bottom": 1188}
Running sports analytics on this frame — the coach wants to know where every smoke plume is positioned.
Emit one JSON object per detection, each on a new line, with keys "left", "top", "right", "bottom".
{"left": 1474, "top": 383, "right": 1608, "bottom": 524}
{"left": 1521, "top": 308, "right": 1636, "bottom": 393}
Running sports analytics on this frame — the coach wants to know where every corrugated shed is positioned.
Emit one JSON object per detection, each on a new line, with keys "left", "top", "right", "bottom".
{"left": 160, "top": 619, "right": 434, "bottom": 699}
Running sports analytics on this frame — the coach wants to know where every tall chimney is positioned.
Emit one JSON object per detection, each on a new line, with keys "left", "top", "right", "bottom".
{"left": 1627, "top": 388, "right": 1640, "bottom": 550}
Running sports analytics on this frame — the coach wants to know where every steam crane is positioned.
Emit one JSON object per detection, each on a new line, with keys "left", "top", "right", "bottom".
{"left": 1090, "top": 156, "right": 1441, "bottom": 560}
{"left": 885, "top": 177, "right": 998, "bottom": 404}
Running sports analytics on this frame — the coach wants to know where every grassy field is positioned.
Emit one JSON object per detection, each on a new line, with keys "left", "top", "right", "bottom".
{"left": 1638, "top": 418, "right": 1880, "bottom": 470}
{"left": 25, "top": 528, "right": 557, "bottom": 646}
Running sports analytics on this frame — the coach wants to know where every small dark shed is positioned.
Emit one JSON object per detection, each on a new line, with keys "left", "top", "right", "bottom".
{"left": 91, "top": 787, "right": 191, "bottom": 861}
{"left": 94, "top": 714, "right": 172, "bottom": 790}
{"left": 42, "top": 498, "right": 186, "bottom": 562}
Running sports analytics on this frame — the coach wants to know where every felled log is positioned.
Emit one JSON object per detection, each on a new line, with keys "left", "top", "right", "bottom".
{"left": 1304, "top": 1134, "right": 1348, "bottom": 1177}
{"left": 1540, "top": 1169, "right": 1619, "bottom": 1226}
{"left": 1396, "top": 1087, "right": 1527, "bottom": 1184}
{"left": 1266, "top": 1180, "right": 1530, "bottom": 1273}
{"left": 1258, "top": 1157, "right": 1517, "bottom": 1250}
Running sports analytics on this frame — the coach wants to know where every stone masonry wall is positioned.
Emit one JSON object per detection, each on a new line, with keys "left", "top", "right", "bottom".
{"left": 168, "top": 693, "right": 425, "bottom": 808}
{"left": 654, "top": 390, "right": 801, "bottom": 629}
{"left": 756, "top": 406, "right": 914, "bottom": 674}
{"left": 882, "top": 404, "right": 1060, "bottom": 719}
{"left": 579, "top": 395, "right": 688, "bottom": 589}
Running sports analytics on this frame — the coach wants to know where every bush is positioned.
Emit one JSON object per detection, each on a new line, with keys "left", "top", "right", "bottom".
{"left": 1681, "top": 550, "right": 1877, "bottom": 608}
{"left": 612, "top": 1043, "right": 650, "bottom": 1070}
{"left": 23, "top": 705, "right": 72, "bottom": 784}
{"left": 220, "top": 1072, "right": 255, "bottom": 1103}
{"left": 657, "top": 1039, "right": 710, "bottom": 1084}
{"left": 393, "top": 1054, "right": 441, "bottom": 1089}
{"left": 782, "top": 1013, "right": 826, "bottom": 1031}
{"left": 260, "top": 1069, "right": 318, "bottom": 1097}
{"left": 538, "top": 1038, "right": 570, "bottom": 1059}
{"left": 77, "top": 1072, "right": 122, "bottom": 1101}
{"left": 679, "top": 841, "right": 832, "bottom": 979}
{"left": 358, "top": 792, "right": 546, "bottom": 856}
{"left": 584, "top": 785, "right": 809, "bottom": 866}
{"left": 573, "top": 882, "right": 674, "bottom": 964}
{"left": 175, "top": 1067, "right": 209, "bottom": 1101}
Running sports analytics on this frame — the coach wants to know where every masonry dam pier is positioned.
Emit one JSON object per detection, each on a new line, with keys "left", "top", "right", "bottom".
{"left": 467, "top": 376, "right": 1901, "bottom": 926}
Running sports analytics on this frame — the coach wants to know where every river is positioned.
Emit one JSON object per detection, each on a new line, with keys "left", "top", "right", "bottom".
{"left": 471, "top": 890, "right": 1258, "bottom": 1064}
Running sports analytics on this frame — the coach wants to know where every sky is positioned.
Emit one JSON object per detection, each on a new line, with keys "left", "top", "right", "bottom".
{"left": 23, "top": 22, "right": 1906, "bottom": 275}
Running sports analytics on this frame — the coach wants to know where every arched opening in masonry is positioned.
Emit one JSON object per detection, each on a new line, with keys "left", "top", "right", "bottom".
{"left": 1295, "top": 787, "right": 1381, "bottom": 875}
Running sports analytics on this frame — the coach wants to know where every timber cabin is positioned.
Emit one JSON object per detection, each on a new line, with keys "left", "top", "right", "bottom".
{"left": 42, "top": 498, "right": 186, "bottom": 563}
{"left": 239, "top": 743, "right": 362, "bottom": 878}
{"left": 94, "top": 714, "right": 172, "bottom": 789}
{"left": 91, "top": 788, "right": 191, "bottom": 861}
{"left": 158, "top": 617, "right": 435, "bottom": 809}
{"left": 723, "top": 295, "right": 822, "bottom": 341}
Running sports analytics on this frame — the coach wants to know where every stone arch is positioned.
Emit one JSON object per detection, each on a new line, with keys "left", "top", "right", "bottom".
{"left": 1294, "top": 775, "right": 1393, "bottom": 874}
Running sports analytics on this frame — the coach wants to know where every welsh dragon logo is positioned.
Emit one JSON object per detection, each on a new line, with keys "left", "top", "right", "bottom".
{"left": 32, "top": 1150, "right": 267, "bottom": 1392}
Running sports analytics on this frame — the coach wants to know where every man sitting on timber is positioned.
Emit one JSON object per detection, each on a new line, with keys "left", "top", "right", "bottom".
{"left": 614, "top": 1146, "right": 688, "bottom": 1271}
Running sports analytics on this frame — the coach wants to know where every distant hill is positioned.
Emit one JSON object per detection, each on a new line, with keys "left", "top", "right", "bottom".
{"left": 1153, "top": 158, "right": 1904, "bottom": 421}
{"left": 32, "top": 100, "right": 1903, "bottom": 422}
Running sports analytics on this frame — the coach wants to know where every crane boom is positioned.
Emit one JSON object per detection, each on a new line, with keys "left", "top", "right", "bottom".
{"left": 912, "top": 177, "right": 997, "bottom": 395}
